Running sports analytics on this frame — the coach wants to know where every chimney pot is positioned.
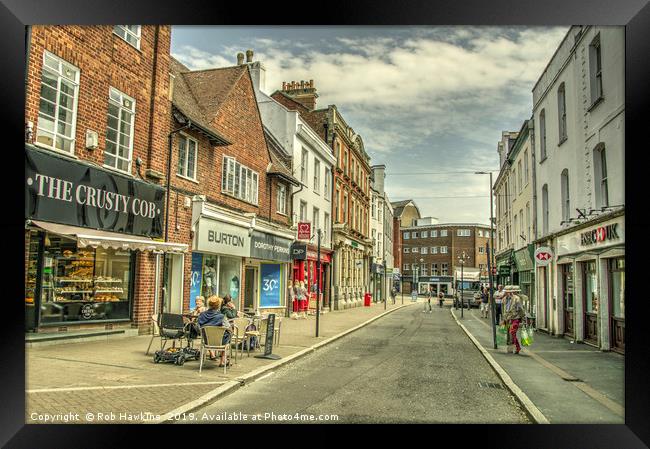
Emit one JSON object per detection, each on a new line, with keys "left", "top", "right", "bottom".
{"left": 282, "top": 82, "right": 286, "bottom": 90}
{"left": 246, "top": 49, "right": 254, "bottom": 63}
{"left": 310, "top": 79, "right": 314, "bottom": 88}
{"left": 300, "top": 80, "right": 305, "bottom": 89}
{"left": 237, "top": 52, "right": 244, "bottom": 65}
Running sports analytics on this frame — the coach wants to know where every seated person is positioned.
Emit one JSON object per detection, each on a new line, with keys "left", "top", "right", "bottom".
{"left": 192, "top": 296, "right": 207, "bottom": 316}
{"left": 197, "top": 296, "right": 232, "bottom": 366}
{"left": 220, "top": 294, "right": 240, "bottom": 321}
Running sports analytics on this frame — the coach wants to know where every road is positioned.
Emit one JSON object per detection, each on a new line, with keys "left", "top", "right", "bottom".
{"left": 183, "top": 303, "right": 531, "bottom": 424}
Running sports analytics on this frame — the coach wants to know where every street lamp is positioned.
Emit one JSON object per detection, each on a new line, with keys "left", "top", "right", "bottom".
{"left": 457, "top": 251, "right": 470, "bottom": 318}
{"left": 476, "top": 170, "right": 497, "bottom": 349}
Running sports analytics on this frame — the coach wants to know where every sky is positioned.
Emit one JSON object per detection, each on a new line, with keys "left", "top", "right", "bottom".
{"left": 170, "top": 26, "right": 568, "bottom": 225}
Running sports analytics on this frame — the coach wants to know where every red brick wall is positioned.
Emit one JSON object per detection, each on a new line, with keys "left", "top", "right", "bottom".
{"left": 26, "top": 26, "right": 172, "bottom": 179}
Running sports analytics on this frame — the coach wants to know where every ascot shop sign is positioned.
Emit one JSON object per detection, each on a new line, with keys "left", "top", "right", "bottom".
{"left": 25, "top": 146, "right": 164, "bottom": 237}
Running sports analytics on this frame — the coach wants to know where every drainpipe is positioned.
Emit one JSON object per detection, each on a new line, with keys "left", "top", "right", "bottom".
{"left": 161, "top": 121, "right": 190, "bottom": 314}
{"left": 146, "top": 25, "right": 161, "bottom": 168}
{"left": 529, "top": 118, "right": 539, "bottom": 325}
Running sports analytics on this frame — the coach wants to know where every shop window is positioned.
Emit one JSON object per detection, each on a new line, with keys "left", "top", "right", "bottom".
{"left": 583, "top": 261, "right": 598, "bottom": 314}
{"left": 218, "top": 256, "right": 241, "bottom": 302}
{"left": 36, "top": 51, "right": 80, "bottom": 154}
{"left": 562, "top": 264, "right": 574, "bottom": 309}
{"left": 35, "top": 233, "right": 133, "bottom": 325}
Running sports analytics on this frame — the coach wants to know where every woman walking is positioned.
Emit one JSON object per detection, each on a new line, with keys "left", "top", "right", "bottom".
{"left": 503, "top": 286, "right": 526, "bottom": 354}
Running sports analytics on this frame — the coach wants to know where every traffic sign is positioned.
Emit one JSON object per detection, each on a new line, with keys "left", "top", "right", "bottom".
{"left": 534, "top": 246, "right": 554, "bottom": 266}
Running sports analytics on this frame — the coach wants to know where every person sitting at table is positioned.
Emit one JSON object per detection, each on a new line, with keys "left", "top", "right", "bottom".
{"left": 197, "top": 296, "right": 232, "bottom": 366}
{"left": 192, "top": 296, "right": 207, "bottom": 317}
{"left": 221, "top": 294, "right": 240, "bottom": 321}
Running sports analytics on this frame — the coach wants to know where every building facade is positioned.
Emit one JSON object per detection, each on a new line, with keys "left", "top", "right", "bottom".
{"left": 168, "top": 53, "right": 297, "bottom": 321}
{"left": 271, "top": 85, "right": 372, "bottom": 310}
{"left": 400, "top": 221, "right": 491, "bottom": 296}
{"left": 253, "top": 67, "right": 336, "bottom": 312}
{"left": 24, "top": 25, "right": 183, "bottom": 335}
{"left": 369, "top": 165, "right": 394, "bottom": 303}
{"left": 532, "top": 26, "right": 624, "bottom": 353}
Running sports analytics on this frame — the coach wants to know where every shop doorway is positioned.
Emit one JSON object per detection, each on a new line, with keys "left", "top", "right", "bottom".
{"left": 244, "top": 266, "right": 258, "bottom": 313}
{"left": 609, "top": 257, "right": 625, "bottom": 353}
{"left": 163, "top": 254, "right": 184, "bottom": 314}
{"left": 561, "top": 263, "right": 574, "bottom": 338}
{"left": 582, "top": 261, "right": 599, "bottom": 344}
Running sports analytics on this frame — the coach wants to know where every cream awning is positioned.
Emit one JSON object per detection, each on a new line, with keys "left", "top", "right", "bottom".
{"left": 574, "top": 252, "right": 599, "bottom": 262}
{"left": 599, "top": 247, "right": 625, "bottom": 259}
{"left": 29, "top": 220, "right": 187, "bottom": 253}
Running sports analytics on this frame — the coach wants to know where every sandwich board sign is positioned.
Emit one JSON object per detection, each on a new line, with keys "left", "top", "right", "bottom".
{"left": 534, "top": 246, "right": 554, "bottom": 266}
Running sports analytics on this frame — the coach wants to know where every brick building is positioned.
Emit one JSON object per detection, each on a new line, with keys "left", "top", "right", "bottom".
{"left": 390, "top": 199, "right": 421, "bottom": 292}
{"left": 167, "top": 54, "right": 298, "bottom": 319}
{"left": 400, "top": 220, "right": 491, "bottom": 296}
{"left": 24, "top": 26, "right": 185, "bottom": 335}
{"left": 271, "top": 84, "right": 373, "bottom": 310}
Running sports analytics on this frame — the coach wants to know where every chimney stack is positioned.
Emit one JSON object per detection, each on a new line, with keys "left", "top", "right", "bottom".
{"left": 237, "top": 52, "right": 245, "bottom": 65}
{"left": 281, "top": 79, "right": 319, "bottom": 110}
{"left": 246, "top": 49, "right": 254, "bottom": 63}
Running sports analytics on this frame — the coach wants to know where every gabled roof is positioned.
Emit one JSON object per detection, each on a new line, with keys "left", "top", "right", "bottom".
{"left": 169, "top": 58, "right": 231, "bottom": 145}
{"left": 391, "top": 199, "right": 421, "bottom": 219}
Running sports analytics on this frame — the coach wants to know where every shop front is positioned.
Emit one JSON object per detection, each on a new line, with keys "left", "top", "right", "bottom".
{"left": 190, "top": 215, "right": 250, "bottom": 313}
{"left": 292, "top": 245, "right": 332, "bottom": 312}
{"left": 25, "top": 146, "right": 186, "bottom": 333}
{"left": 417, "top": 276, "right": 453, "bottom": 297}
{"left": 513, "top": 245, "right": 535, "bottom": 321}
{"left": 554, "top": 211, "right": 625, "bottom": 352}
{"left": 495, "top": 249, "right": 513, "bottom": 286}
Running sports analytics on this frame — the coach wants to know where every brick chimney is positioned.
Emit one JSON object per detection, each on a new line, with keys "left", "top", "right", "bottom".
{"left": 281, "top": 79, "right": 318, "bottom": 110}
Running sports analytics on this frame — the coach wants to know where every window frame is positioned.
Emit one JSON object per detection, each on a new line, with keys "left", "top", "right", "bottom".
{"left": 276, "top": 183, "right": 287, "bottom": 215}
{"left": 539, "top": 109, "right": 547, "bottom": 161}
{"left": 104, "top": 87, "right": 136, "bottom": 174}
{"left": 113, "top": 25, "right": 142, "bottom": 50}
{"left": 313, "top": 158, "right": 321, "bottom": 194}
{"left": 222, "top": 155, "right": 259, "bottom": 205}
{"left": 557, "top": 83, "right": 568, "bottom": 144}
{"left": 176, "top": 132, "right": 199, "bottom": 181}
{"left": 35, "top": 51, "right": 80, "bottom": 156}
{"left": 561, "top": 169, "right": 570, "bottom": 222}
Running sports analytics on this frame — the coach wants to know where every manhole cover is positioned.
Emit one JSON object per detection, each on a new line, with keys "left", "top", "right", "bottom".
{"left": 478, "top": 381, "right": 504, "bottom": 390}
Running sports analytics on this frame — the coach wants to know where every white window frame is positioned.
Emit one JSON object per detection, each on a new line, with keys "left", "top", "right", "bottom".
{"left": 431, "top": 247, "right": 438, "bottom": 254}
{"left": 561, "top": 169, "right": 570, "bottom": 222}
{"left": 314, "top": 158, "right": 321, "bottom": 194}
{"left": 589, "top": 34, "right": 603, "bottom": 104}
{"left": 36, "top": 51, "right": 80, "bottom": 155}
{"left": 324, "top": 212, "right": 330, "bottom": 243}
{"left": 113, "top": 25, "right": 142, "bottom": 50}
{"left": 421, "top": 247, "right": 428, "bottom": 255}
{"left": 539, "top": 109, "right": 547, "bottom": 160}
{"left": 441, "top": 263, "right": 449, "bottom": 275}
{"left": 176, "top": 132, "right": 198, "bottom": 181}
{"left": 558, "top": 83, "right": 567, "bottom": 142}
{"left": 301, "top": 148, "right": 308, "bottom": 184}
{"left": 413, "top": 232, "right": 419, "bottom": 239}
{"left": 104, "top": 87, "right": 136, "bottom": 174}
{"left": 313, "top": 207, "right": 320, "bottom": 234}
{"left": 324, "top": 168, "right": 331, "bottom": 200}
{"left": 403, "top": 232, "right": 410, "bottom": 240}
{"left": 300, "top": 200, "right": 307, "bottom": 222}
{"left": 276, "top": 183, "right": 287, "bottom": 215}
{"left": 524, "top": 150, "right": 529, "bottom": 186}
{"left": 457, "top": 229, "right": 470, "bottom": 237}
{"left": 440, "top": 246, "right": 448, "bottom": 254}
{"left": 440, "top": 230, "right": 448, "bottom": 237}
{"left": 222, "top": 155, "right": 259, "bottom": 205}
{"left": 431, "top": 263, "right": 438, "bottom": 275}
{"left": 421, "top": 231, "right": 428, "bottom": 238}
{"left": 404, "top": 247, "right": 410, "bottom": 253}
{"left": 431, "top": 230, "right": 437, "bottom": 238}
{"left": 412, "top": 247, "right": 419, "bottom": 253}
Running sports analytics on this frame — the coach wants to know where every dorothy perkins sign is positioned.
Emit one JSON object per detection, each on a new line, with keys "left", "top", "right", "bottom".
{"left": 25, "top": 146, "right": 165, "bottom": 238}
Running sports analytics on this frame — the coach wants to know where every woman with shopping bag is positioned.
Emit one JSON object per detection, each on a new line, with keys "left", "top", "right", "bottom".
{"left": 503, "top": 285, "right": 526, "bottom": 354}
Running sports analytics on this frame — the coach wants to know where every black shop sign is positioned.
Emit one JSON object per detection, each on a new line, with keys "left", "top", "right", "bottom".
{"left": 290, "top": 242, "right": 307, "bottom": 260}
{"left": 25, "top": 146, "right": 165, "bottom": 238}
{"left": 250, "top": 231, "right": 292, "bottom": 262}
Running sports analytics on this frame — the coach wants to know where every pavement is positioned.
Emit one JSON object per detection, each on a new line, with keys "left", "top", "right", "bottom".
{"left": 26, "top": 300, "right": 411, "bottom": 424}
{"left": 183, "top": 301, "right": 530, "bottom": 424}
{"left": 451, "top": 306, "right": 624, "bottom": 424}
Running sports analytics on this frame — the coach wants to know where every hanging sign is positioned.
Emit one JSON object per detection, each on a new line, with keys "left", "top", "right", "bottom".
{"left": 298, "top": 222, "right": 311, "bottom": 240}
{"left": 534, "top": 246, "right": 554, "bottom": 266}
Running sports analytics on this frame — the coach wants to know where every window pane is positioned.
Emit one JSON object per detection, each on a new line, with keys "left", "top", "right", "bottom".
{"left": 38, "top": 114, "right": 55, "bottom": 132}
{"left": 60, "top": 80, "right": 76, "bottom": 96}
{"left": 39, "top": 100, "right": 56, "bottom": 119}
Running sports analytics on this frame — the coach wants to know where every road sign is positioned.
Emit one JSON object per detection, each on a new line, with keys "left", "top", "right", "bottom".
{"left": 534, "top": 246, "right": 554, "bottom": 266}
{"left": 298, "top": 222, "right": 311, "bottom": 240}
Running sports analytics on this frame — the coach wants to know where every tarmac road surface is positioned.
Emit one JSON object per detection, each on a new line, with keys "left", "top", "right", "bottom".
{"left": 184, "top": 304, "right": 531, "bottom": 424}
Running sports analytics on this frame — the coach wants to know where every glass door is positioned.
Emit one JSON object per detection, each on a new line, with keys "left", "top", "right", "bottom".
{"left": 583, "top": 261, "right": 599, "bottom": 343}
{"left": 562, "top": 264, "right": 574, "bottom": 338}
{"left": 609, "top": 258, "right": 625, "bottom": 353}
{"left": 244, "top": 266, "right": 258, "bottom": 313}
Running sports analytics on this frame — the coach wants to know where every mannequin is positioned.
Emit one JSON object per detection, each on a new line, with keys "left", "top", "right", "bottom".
{"left": 203, "top": 260, "right": 217, "bottom": 298}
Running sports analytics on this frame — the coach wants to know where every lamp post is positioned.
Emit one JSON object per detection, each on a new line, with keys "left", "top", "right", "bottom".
{"left": 476, "top": 171, "right": 497, "bottom": 349}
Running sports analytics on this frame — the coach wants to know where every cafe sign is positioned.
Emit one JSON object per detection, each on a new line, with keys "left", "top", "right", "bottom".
{"left": 581, "top": 223, "right": 620, "bottom": 246}
{"left": 25, "top": 146, "right": 165, "bottom": 238}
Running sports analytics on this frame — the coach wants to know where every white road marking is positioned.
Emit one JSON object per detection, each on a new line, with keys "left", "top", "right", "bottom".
{"left": 27, "top": 381, "right": 227, "bottom": 394}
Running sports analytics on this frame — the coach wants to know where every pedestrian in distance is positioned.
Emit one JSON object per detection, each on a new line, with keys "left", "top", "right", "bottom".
{"left": 411, "top": 288, "right": 417, "bottom": 302}
{"left": 391, "top": 287, "right": 397, "bottom": 305}
{"left": 494, "top": 284, "right": 505, "bottom": 325}
{"left": 480, "top": 287, "right": 490, "bottom": 318}
{"left": 438, "top": 291, "right": 445, "bottom": 308}
{"left": 423, "top": 286, "right": 433, "bottom": 313}
{"left": 503, "top": 286, "right": 526, "bottom": 354}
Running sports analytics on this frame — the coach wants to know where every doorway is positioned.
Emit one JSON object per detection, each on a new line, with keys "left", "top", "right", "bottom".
{"left": 163, "top": 253, "right": 184, "bottom": 314}
{"left": 582, "top": 261, "right": 599, "bottom": 344}
{"left": 609, "top": 257, "right": 625, "bottom": 353}
{"left": 561, "top": 263, "right": 574, "bottom": 338}
{"left": 244, "top": 266, "right": 258, "bottom": 313}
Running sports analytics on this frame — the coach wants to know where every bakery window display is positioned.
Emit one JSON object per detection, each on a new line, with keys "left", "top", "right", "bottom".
{"left": 34, "top": 233, "right": 133, "bottom": 324}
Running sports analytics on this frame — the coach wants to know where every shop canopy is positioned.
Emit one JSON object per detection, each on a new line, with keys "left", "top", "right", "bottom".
{"left": 29, "top": 220, "right": 187, "bottom": 253}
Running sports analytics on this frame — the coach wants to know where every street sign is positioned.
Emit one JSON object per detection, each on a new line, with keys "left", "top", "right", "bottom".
{"left": 534, "top": 246, "right": 554, "bottom": 266}
{"left": 297, "top": 222, "right": 311, "bottom": 240}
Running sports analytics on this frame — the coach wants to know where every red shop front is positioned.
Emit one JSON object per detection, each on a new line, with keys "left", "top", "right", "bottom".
{"left": 292, "top": 247, "right": 332, "bottom": 312}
